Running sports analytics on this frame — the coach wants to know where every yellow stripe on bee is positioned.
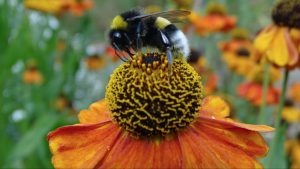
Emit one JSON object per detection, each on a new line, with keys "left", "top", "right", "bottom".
{"left": 111, "top": 15, "right": 128, "bottom": 29}
{"left": 155, "top": 17, "right": 171, "bottom": 29}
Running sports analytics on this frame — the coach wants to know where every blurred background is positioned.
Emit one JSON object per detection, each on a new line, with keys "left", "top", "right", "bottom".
{"left": 1, "top": 0, "right": 300, "bottom": 168}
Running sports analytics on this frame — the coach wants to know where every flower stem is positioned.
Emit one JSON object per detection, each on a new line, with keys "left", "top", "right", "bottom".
{"left": 258, "top": 63, "right": 270, "bottom": 124}
{"left": 274, "top": 69, "right": 289, "bottom": 132}
{"left": 267, "top": 69, "right": 289, "bottom": 168}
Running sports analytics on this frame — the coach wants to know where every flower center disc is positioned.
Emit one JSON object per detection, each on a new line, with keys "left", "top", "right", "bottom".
{"left": 105, "top": 52, "right": 203, "bottom": 138}
{"left": 272, "top": 0, "right": 300, "bottom": 28}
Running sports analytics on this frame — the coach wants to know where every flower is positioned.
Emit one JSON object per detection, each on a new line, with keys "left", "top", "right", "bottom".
{"left": 144, "top": 5, "right": 161, "bottom": 14}
{"left": 238, "top": 82, "right": 280, "bottom": 106}
{"left": 24, "top": 0, "right": 94, "bottom": 16}
{"left": 286, "top": 134, "right": 300, "bottom": 169}
{"left": 104, "top": 46, "right": 118, "bottom": 62}
{"left": 219, "top": 28, "right": 261, "bottom": 76}
{"left": 188, "top": 49, "right": 218, "bottom": 95}
{"left": 24, "top": 0, "right": 64, "bottom": 14}
{"left": 281, "top": 100, "right": 300, "bottom": 123}
{"left": 22, "top": 63, "right": 43, "bottom": 85}
{"left": 54, "top": 93, "right": 75, "bottom": 114}
{"left": 289, "top": 83, "right": 300, "bottom": 103}
{"left": 63, "top": 0, "right": 94, "bottom": 16}
{"left": 172, "top": 0, "right": 194, "bottom": 9}
{"left": 84, "top": 55, "right": 106, "bottom": 70}
{"left": 187, "top": 3, "right": 236, "bottom": 36}
{"left": 48, "top": 52, "right": 273, "bottom": 168}
{"left": 254, "top": 0, "right": 300, "bottom": 69}
{"left": 56, "top": 39, "right": 66, "bottom": 52}
{"left": 246, "top": 61, "right": 281, "bottom": 84}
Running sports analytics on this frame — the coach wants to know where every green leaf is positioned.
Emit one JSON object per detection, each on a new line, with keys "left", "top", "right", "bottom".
{"left": 3, "top": 114, "right": 59, "bottom": 168}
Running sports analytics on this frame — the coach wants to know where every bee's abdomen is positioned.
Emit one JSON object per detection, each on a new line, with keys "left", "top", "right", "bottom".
{"left": 164, "top": 25, "right": 190, "bottom": 58}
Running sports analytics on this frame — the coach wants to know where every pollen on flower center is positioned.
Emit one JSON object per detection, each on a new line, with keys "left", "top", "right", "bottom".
{"left": 272, "top": 0, "right": 300, "bottom": 28}
{"left": 105, "top": 52, "right": 203, "bottom": 138}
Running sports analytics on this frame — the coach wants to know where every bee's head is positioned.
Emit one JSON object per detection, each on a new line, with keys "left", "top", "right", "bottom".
{"left": 109, "top": 29, "right": 130, "bottom": 50}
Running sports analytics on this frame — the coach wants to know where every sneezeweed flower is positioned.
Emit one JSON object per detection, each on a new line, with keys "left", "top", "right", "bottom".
{"left": 281, "top": 100, "right": 300, "bottom": 123}
{"left": 172, "top": 0, "right": 194, "bottom": 9}
{"left": 238, "top": 82, "right": 280, "bottom": 106}
{"left": 219, "top": 28, "right": 262, "bottom": 76}
{"left": 56, "top": 38, "right": 66, "bottom": 52}
{"left": 22, "top": 62, "right": 43, "bottom": 85}
{"left": 286, "top": 134, "right": 300, "bottom": 169}
{"left": 222, "top": 46, "right": 259, "bottom": 77}
{"left": 187, "top": 2, "right": 236, "bottom": 36}
{"left": 55, "top": 93, "right": 75, "bottom": 114}
{"left": 188, "top": 49, "right": 218, "bottom": 95}
{"left": 289, "top": 83, "right": 300, "bottom": 103}
{"left": 254, "top": 0, "right": 300, "bottom": 69}
{"left": 84, "top": 55, "right": 106, "bottom": 71}
{"left": 144, "top": 5, "right": 161, "bottom": 14}
{"left": 48, "top": 52, "right": 274, "bottom": 168}
{"left": 105, "top": 46, "right": 119, "bottom": 62}
{"left": 246, "top": 61, "right": 281, "bottom": 84}
{"left": 63, "top": 0, "right": 94, "bottom": 16}
{"left": 24, "top": 0, "right": 94, "bottom": 16}
{"left": 219, "top": 28, "right": 252, "bottom": 54}
{"left": 24, "top": 0, "right": 64, "bottom": 14}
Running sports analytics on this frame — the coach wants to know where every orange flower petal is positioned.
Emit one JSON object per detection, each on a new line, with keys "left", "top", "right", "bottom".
{"left": 205, "top": 74, "right": 218, "bottom": 95}
{"left": 100, "top": 135, "right": 182, "bottom": 168}
{"left": 198, "top": 115, "right": 274, "bottom": 132}
{"left": 78, "top": 100, "right": 110, "bottom": 124}
{"left": 200, "top": 96, "right": 230, "bottom": 118}
{"left": 254, "top": 26, "right": 275, "bottom": 54}
{"left": 195, "top": 118, "right": 270, "bottom": 158}
{"left": 179, "top": 120, "right": 264, "bottom": 168}
{"left": 48, "top": 121, "right": 121, "bottom": 169}
{"left": 24, "top": 0, "right": 64, "bottom": 14}
{"left": 290, "top": 83, "right": 300, "bottom": 103}
{"left": 284, "top": 28, "right": 299, "bottom": 66}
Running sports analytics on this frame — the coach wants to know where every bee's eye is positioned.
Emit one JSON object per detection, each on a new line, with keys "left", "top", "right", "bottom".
{"left": 113, "top": 32, "right": 122, "bottom": 39}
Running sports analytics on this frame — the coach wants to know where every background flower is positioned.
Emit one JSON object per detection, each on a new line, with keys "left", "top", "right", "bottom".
{"left": 1, "top": 0, "right": 300, "bottom": 168}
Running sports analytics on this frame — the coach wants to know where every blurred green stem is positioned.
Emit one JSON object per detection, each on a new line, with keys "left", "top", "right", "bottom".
{"left": 267, "top": 69, "right": 289, "bottom": 168}
{"left": 258, "top": 63, "right": 270, "bottom": 124}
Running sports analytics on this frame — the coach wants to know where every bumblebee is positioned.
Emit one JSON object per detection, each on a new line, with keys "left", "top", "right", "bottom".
{"left": 109, "top": 9, "right": 190, "bottom": 66}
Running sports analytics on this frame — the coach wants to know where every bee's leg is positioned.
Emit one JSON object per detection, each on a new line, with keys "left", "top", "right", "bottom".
{"left": 113, "top": 43, "right": 128, "bottom": 62}
{"left": 123, "top": 33, "right": 135, "bottom": 58}
{"left": 114, "top": 49, "right": 127, "bottom": 62}
{"left": 158, "top": 30, "right": 173, "bottom": 75}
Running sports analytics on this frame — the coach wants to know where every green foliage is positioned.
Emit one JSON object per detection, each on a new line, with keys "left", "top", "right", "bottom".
{"left": 0, "top": 0, "right": 288, "bottom": 168}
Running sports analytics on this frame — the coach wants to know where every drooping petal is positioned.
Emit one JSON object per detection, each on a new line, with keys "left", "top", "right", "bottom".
{"left": 99, "top": 135, "right": 183, "bottom": 168}
{"left": 200, "top": 96, "right": 230, "bottom": 118}
{"left": 254, "top": 26, "right": 275, "bottom": 54}
{"left": 179, "top": 123, "right": 264, "bottom": 168}
{"left": 78, "top": 100, "right": 111, "bottom": 124}
{"left": 48, "top": 121, "right": 121, "bottom": 169}
{"left": 198, "top": 115, "right": 274, "bottom": 132}
{"left": 195, "top": 118, "right": 270, "bottom": 158}
{"left": 266, "top": 27, "right": 290, "bottom": 66}
{"left": 284, "top": 28, "right": 299, "bottom": 66}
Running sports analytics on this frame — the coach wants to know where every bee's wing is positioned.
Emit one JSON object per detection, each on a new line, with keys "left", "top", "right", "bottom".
{"left": 127, "top": 10, "right": 191, "bottom": 23}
